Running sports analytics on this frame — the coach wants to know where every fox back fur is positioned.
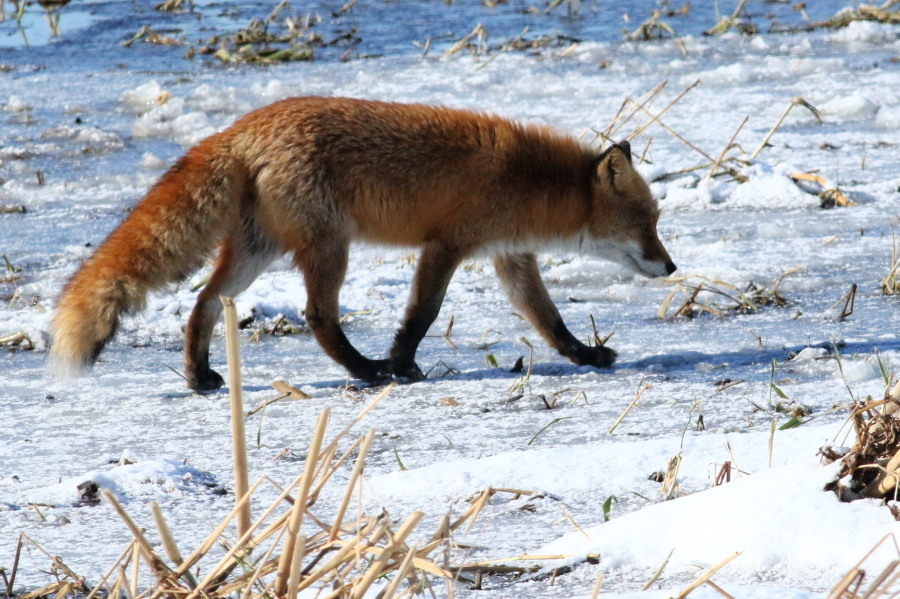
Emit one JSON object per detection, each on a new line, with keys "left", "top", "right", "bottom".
{"left": 51, "top": 96, "right": 676, "bottom": 390}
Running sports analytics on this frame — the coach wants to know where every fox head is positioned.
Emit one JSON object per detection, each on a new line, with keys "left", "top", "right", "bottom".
{"left": 586, "top": 141, "right": 677, "bottom": 278}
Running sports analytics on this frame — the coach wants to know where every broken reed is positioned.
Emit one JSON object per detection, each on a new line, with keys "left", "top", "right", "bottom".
{"left": 658, "top": 271, "right": 797, "bottom": 320}
{"left": 11, "top": 386, "right": 485, "bottom": 599}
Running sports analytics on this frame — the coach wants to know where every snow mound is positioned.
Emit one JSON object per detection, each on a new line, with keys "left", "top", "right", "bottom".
{"left": 539, "top": 464, "right": 900, "bottom": 581}
{"left": 820, "top": 95, "right": 880, "bottom": 120}
{"left": 15, "top": 457, "right": 218, "bottom": 507}
{"left": 826, "top": 21, "right": 900, "bottom": 44}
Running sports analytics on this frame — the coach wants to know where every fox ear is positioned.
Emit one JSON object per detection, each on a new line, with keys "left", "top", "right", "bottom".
{"left": 594, "top": 143, "right": 633, "bottom": 186}
{"left": 615, "top": 140, "right": 632, "bottom": 164}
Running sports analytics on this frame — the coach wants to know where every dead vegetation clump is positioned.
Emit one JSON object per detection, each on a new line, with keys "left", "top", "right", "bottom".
{"left": 4, "top": 402, "right": 491, "bottom": 599}
{"left": 881, "top": 223, "right": 900, "bottom": 296}
{"left": 657, "top": 271, "right": 798, "bottom": 320}
{"left": 822, "top": 380, "right": 900, "bottom": 506}
{"left": 811, "top": 0, "right": 900, "bottom": 29}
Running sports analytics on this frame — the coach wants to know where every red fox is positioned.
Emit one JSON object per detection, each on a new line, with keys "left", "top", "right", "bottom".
{"left": 50, "top": 97, "right": 676, "bottom": 391}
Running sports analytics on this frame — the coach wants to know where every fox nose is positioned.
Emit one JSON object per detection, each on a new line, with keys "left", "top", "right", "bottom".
{"left": 665, "top": 260, "right": 677, "bottom": 275}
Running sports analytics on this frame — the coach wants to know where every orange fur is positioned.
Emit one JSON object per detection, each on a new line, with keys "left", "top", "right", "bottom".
{"left": 50, "top": 97, "right": 675, "bottom": 390}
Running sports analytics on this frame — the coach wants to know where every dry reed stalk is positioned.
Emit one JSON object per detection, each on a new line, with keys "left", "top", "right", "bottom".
{"left": 221, "top": 296, "right": 252, "bottom": 539}
{"left": 640, "top": 548, "right": 674, "bottom": 590}
{"left": 750, "top": 98, "right": 822, "bottom": 160}
{"left": 174, "top": 475, "right": 268, "bottom": 579}
{"left": 102, "top": 490, "right": 174, "bottom": 581}
{"left": 150, "top": 501, "right": 197, "bottom": 589}
{"left": 789, "top": 172, "right": 854, "bottom": 207}
{"left": 881, "top": 226, "right": 900, "bottom": 295}
{"left": 329, "top": 429, "right": 376, "bottom": 542}
{"left": 705, "top": 0, "right": 748, "bottom": 34}
{"left": 84, "top": 542, "right": 137, "bottom": 599}
{"left": 661, "top": 453, "right": 682, "bottom": 499}
{"left": 827, "top": 534, "right": 900, "bottom": 598}
{"left": 707, "top": 115, "right": 748, "bottom": 179}
{"left": 286, "top": 534, "right": 306, "bottom": 599}
{"left": 608, "top": 379, "right": 650, "bottom": 433}
{"left": 350, "top": 511, "right": 423, "bottom": 598}
{"left": 600, "top": 80, "right": 668, "bottom": 143}
{"left": 672, "top": 551, "right": 741, "bottom": 598}
{"left": 445, "top": 23, "right": 487, "bottom": 56}
{"left": 379, "top": 541, "right": 419, "bottom": 598}
{"left": 626, "top": 79, "right": 700, "bottom": 142}
{"left": 705, "top": 580, "right": 735, "bottom": 598}
{"left": 274, "top": 408, "right": 331, "bottom": 595}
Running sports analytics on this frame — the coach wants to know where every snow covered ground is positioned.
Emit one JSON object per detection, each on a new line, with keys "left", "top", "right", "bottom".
{"left": 1, "top": 1, "right": 899, "bottom": 596}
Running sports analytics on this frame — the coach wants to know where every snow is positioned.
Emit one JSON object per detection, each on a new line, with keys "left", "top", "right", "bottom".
{"left": 2, "top": 0, "right": 900, "bottom": 597}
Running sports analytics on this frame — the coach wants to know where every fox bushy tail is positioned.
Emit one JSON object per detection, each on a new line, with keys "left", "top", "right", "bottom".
{"left": 50, "top": 134, "right": 242, "bottom": 378}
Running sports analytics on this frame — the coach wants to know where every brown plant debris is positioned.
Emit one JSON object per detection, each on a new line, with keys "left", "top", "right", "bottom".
{"left": 814, "top": 1, "right": 900, "bottom": 29}
{"left": 0, "top": 331, "right": 34, "bottom": 350}
{"left": 827, "top": 534, "right": 900, "bottom": 599}
{"left": 823, "top": 380, "right": 900, "bottom": 506}
{"left": 790, "top": 171, "right": 855, "bottom": 208}
{"left": 658, "top": 271, "right": 798, "bottom": 320}
{"left": 881, "top": 224, "right": 900, "bottom": 296}
{"left": 626, "top": 10, "right": 677, "bottom": 41}
{"left": 12, "top": 400, "right": 499, "bottom": 598}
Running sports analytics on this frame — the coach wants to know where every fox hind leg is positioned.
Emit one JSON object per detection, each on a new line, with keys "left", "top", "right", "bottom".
{"left": 388, "top": 241, "right": 463, "bottom": 381}
{"left": 493, "top": 252, "right": 616, "bottom": 370}
{"left": 185, "top": 221, "right": 279, "bottom": 391}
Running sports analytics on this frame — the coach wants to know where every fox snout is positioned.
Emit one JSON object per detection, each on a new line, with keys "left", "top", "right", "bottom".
{"left": 620, "top": 237, "right": 676, "bottom": 278}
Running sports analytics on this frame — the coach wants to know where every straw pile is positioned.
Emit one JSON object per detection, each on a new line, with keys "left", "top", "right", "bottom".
{"left": 823, "top": 380, "right": 900, "bottom": 504}
{"left": 6, "top": 397, "right": 487, "bottom": 598}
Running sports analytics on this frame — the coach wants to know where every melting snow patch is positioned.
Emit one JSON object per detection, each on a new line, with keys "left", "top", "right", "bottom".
{"left": 538, "top": 464, "right": 900, "bottom": 581}
{"left": 13, "top": 457, "right": 218, "bottom": 507}
{"left": 820, "top": 95, "right": 880, "bottom": 121}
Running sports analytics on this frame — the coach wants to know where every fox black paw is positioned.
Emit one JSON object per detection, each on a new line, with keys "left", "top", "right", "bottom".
{"left": 188, "top": 368, "right": 225, "bottom": 392}
{"left": 574, "top": 346, "right": 617, "bottom": 369}
{"left": 351, "top": 359, "right": 393, "bottom": 384}
{"left": 391, "top": 361, "right": 425, "bottom": 382}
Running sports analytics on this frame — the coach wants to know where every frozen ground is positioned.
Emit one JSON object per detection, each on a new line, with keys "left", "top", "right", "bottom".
{"left": 1, "top": 1, "right": 900, "bottom": 597}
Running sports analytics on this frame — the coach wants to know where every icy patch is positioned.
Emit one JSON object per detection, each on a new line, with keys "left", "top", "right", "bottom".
{"left": 140, "top": 152, "right": 166, "bottom": 170}
{"left": 120, "top": 80, "right": 169, "bottom": 113}
{"left": 251, "top": 79, "right": 292, "bottom": 104}
{"left": 876, "top": 105, "right": 900, "bottom": 129}
{"left": 132, "top": 98, "right": 216, "bottom": 146}
{"left": 3, "top": 95, "right": 31, "bottom": 112}
{"left": 186, "top": 84, "right": 239, "bottom": 113}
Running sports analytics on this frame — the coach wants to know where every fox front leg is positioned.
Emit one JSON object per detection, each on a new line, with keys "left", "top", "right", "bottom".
{"left": 388, "top": 241, "right": 464, "bottom": 381}
{"left": 493, "top": 252, "right": 616, "bottom": 369}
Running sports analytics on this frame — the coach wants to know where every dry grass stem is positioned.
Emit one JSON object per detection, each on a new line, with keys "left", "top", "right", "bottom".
{"left": 750, "top": 98, "right": 822, "bottom": 160}
{"left": 640, "top": 548, "right": 674, "bottom": 590}
{"left": 790, "top": 172, "right": 854, "bottom": 207}
{"left": 827, "top": 534, "right": 900, "bottom": 598}
{"left": 707, "top": 115, "right": 748, "bottom": 179}
{"left": 222, "top": 296, "right": 252, "bottom": 539}
{"left": 0, "top": 331, "right": 34, "bottom": 350}
{"left": 16, "top": 384, "right": 478, "bottom": 599}
{"left": 672, "top": 551, "right": 741, "bottom": 598}
{"left": 608, "top": 379, "right": 650, "bottom": 434}
{"left": 659, "top": 272, "right": 796, "bottom": 320}
{"left": 881, "top": 225, "right": 900, "bottom": 295}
